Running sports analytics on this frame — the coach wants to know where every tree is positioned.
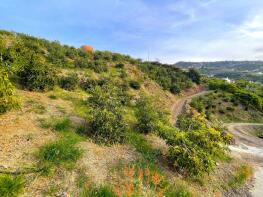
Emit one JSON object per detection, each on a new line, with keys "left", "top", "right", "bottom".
{"left": 188, "top": 68, "right": 201, "bottom": 84}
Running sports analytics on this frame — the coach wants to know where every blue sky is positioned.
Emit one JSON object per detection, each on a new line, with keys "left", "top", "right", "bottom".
{"left": 1, "top": 0, "right": 263, "bottom": 63}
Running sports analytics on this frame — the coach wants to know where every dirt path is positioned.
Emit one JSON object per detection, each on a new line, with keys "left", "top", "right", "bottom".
{"left": 225, "top": 123, "right": 263, "bottom": 197}
{"left": 172, "top": 89, "right": 209, "bottom": 123}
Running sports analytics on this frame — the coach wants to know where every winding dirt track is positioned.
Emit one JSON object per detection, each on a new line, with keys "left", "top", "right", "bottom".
{"left": 172, "top": 90, "right": 209, "bottom": 124}
{"left": 225, "top": 123, "right": 263, "bottom": 197}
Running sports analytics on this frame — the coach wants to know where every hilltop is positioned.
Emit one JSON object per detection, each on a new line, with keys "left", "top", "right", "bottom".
{"left": 176, "top": 61, "right": 263, "bottom": 84}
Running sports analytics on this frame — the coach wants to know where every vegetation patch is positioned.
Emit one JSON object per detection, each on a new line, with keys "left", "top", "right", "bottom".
{"left": 0, "top": 175, "right": 24, "bottom": 197}
{"left": 228, "top": 164, "right": 253, "bottom": 188}
{"left": 0, "top": 68, "right": 19, "bottom": 114}
{"left": 37, "top": 137, "right": 82, "bottom": 168}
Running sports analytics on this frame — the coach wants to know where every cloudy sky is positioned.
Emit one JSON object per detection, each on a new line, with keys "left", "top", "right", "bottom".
{"left": 1, "top": 0, "right": 263, "bottom": 63}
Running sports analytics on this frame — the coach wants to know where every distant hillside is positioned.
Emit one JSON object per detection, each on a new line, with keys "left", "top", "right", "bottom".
{"left": 175, "top": 61, "right": 263, "bottom": 83}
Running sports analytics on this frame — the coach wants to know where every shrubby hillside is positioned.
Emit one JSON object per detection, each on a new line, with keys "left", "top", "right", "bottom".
{"left": 0, "top": 30, "right": 253, "bottom": 197}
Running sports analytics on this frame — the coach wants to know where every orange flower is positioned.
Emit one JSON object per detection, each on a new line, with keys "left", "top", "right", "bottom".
{"left": 138, "top": 168, "right": 144, "bottom": 182}
{"left": 125, "top": 182, "right": 134, "bottom": 197}
{"left": 114, "top": 186, "right": 122, "bottom": 197}
{"left": 151, "top": 172, "right": 161, "bottom": 190}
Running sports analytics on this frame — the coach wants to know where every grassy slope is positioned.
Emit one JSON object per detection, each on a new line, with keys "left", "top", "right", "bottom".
{"left": 191, "top": 91, "right": 263, "bottom": 123}
{"left": 0, "top": 31, "right": 253, "bottom": 196}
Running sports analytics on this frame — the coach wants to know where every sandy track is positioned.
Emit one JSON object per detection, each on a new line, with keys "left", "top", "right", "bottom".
{"left": 225, "top": 123, "right": 263, "bottom": 197}
{"left": 172, "top": 90, "right": 209, "bottom": 123}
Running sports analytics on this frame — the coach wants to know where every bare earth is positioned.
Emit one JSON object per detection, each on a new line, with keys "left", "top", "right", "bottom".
{"left": 225, "top": 123, "right": 263, "bottom": 197}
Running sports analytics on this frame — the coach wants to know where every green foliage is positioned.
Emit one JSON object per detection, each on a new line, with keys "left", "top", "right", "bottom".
{"left": 165, "top": 183, "right": 193, "bottom": 197}
{"left": 60, "top": 73, "right": 79, "bottom": 90}
{"left": 0, "top": 68, "right": 19, "bottom": 113}
{"left": 38, "top": 137, "right": 82, "bottom": 167}
{"left": 139, "top": 61, "right": 193, "bottom": 93}
{"left": 235, "top": 90, "right": 263, "bottom": 111}
{"left": 115, "top": 63, "right": 125, "bottom": 68}
{"left": 188, "top": 68, "right": 201, "bottom": 84}
{"left": 17, "top": 55, "right": 57, "bottom": 91}
{"left": 129, "top": 80, "right": 141, "bottom": 90}
{"left": 87, "top": 60, "right": 108, "bottom": 73}
{"left": 170, "top": 84, "right": 181, "bottom": 94}
{"left": 87, "top": 85, "right": 127, "bottom": 144}
{"left": 82, "top": 185, "right": 117, "bottom": 197}
{"left": 0, "top": 175, "right": 24, "bottom": 197}
{"left": 161, "top": 112, "right": 230, "bottom": 177}
{"left": 126, "top": 132, "right": 160, "bottom": 162}
{"left": 228, "top": 164, "right": 252, "bottom": 188}
{"left": 208, "top": 78, "right": 263, "bottom": 112}
{"left": 135, "top": 96, "right": 159, "bottom": 134}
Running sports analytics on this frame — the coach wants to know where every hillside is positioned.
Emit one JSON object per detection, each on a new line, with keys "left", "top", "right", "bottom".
{"left": 0, "top": 30, "right": 258, "bottom": 197}
{"left": 175, "top": 61, "right": 263, "bottom": 84}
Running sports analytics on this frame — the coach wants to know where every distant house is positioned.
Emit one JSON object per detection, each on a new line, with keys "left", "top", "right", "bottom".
{"left": 223, "top": 77, "right": 232, "bottom": 83}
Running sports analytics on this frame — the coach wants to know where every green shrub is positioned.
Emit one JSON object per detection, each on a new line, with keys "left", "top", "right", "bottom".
{"left": 228, "top": 164, "right": 252, "bottom": 188}
{"left": 53, "top": 118, "right": 72, "bottom": 132}
{"left": 60, "top": 73, "right": 79, "bottom": 90}
{"left": 17, "top": 55, "right": 57, "bottom": 91}
{"left": 235, "top": 90, "right": 263, "bottom": 111}
{"left": 170, "top": 84, "right": 181, "bottom": 94}
{"left": 89, "top": 108, "right": 126, "bottom": 144}
{"left": 115, "top": 63, "right": 124, "bottom": 69}
{"left": 0, "top": 175, "right": 24, "bottom": 197}
{"left": 188, "top": 68, "right": 201, "bottom": 84}
{"left": 167, "top": 113, "right": 229, "bottom": 176}
{"left": 129, "top": 80, "right": 141, "bottom": 90}
{"left": 165, "top": 183, "right": 193, "bottom": 197}
{"left": 80, "top": 79, "right": 99, "bottom": 91}
{"left": 87, "top": 85, "right": 127, "bottom": 144}
{"left": 38, "top": 138, "right": 82, "bottom": 167}
{"left": 256, "top": 130, "right": 263, "bottom": 138}
{"left": 135, "top": 96, "right": 159, "bottom": 134}
{"left": 139, "top": 61, "right": 193, "bottom": 93}
{"left": 82, "top": 185, "right": 117, "bottom": 197}
{"left": 0, "top": 68, "right": 19, "bottom": 114}
{"left": 88, "top": 60, "right": 108, "bottom": 73}
{"left": 226, "top": 106, "right": 235, "bottom": 111}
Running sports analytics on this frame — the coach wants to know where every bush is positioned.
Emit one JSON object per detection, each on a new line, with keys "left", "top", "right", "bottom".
{"left": 188, "top": 68, "right": 201, "bottom": 84}
{"left": 129, "top": 80, "right": 141, "bottom": 90}
{"left": 135, "top": 96, "right": 159, "bottom": 134}
{"left": 228, "top": 164, "right": 252, "bottom": 188}
{"left": 165, "top": 183, "right": 193, "bottom": 197}
{"left": 234, "top": 90, "right": 263, "bottom": 111}
{"left": 170, "top": 84, "right": 181, "bottom": 94}
{"left": 38, "top": 138, "right": 82, "bottom": 167}
{"left": 167, "top": 112, "right": 230, "bottom": 176}
{"left": 0, "top": 175, "right": 24, "bottom": 197}
{"left": 88, "top": 60, "right": 108, "bottom": 73}
{"left": 87, "top": 85, "right": 127, "bottom": 144}
{"left": 226, "top": 106, "right": 235, "bottom": 111}
{"left": 60, "top": 73, "right": 79, "bottom": 90}
{"left": 83, "top": 185, "right": 117, "bottom": 197}
{"left": 0, "top": 68, "right": 19, "bottom": 114}
{"left": 17, "top": 55, "right": 57, "bottom": 91}
{"left": 89, "top": 108, "right": 126, "bottom": 144}
{"left": 115, "top": 63, "right": 124, "bottom": 69}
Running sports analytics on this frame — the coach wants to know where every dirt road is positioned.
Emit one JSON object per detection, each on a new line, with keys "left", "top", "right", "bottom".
{"left": 225, "top": 123, "right": 263, "bottom": 197}
{"left": 172, "top": 90, "right": 209, "bottom": 123}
